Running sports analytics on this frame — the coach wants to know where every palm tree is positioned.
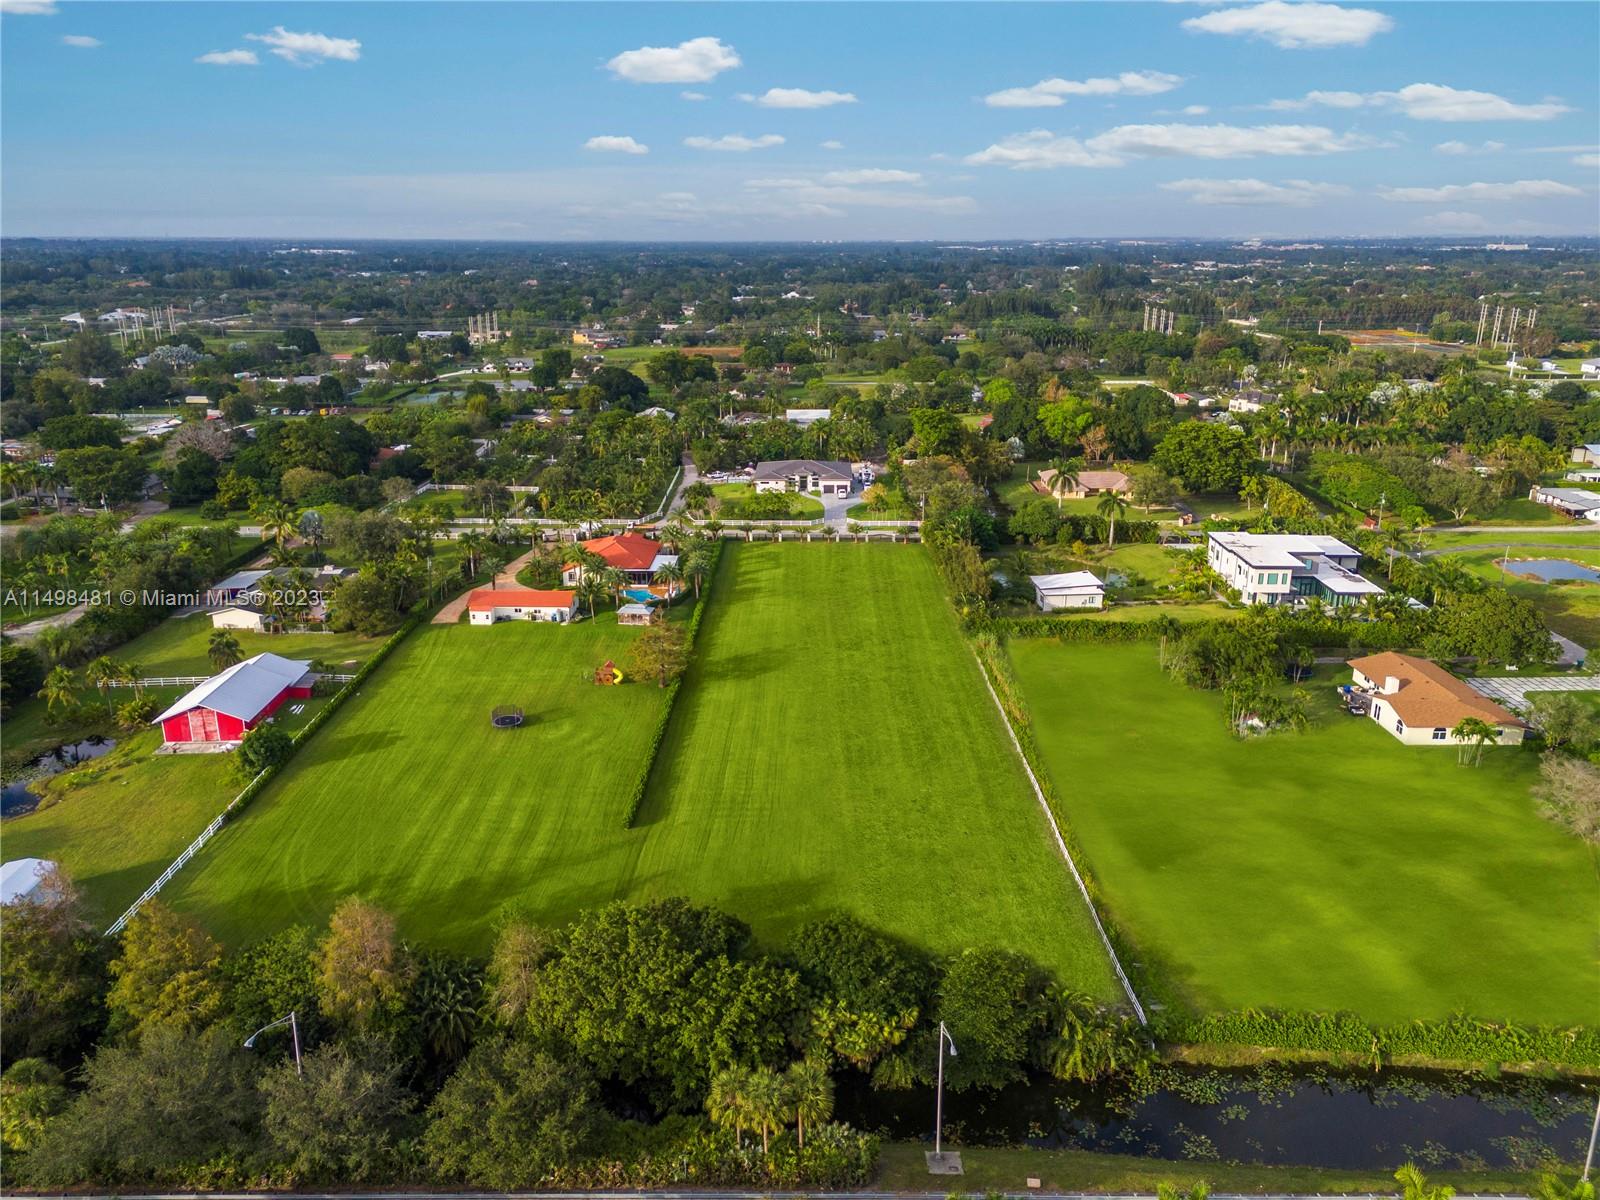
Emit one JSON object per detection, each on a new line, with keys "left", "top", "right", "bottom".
{"left": 1535, "top": 1175, "right": 1595, "bottom": 1200}
{"left": 575, "top": 574, "right": 607, "bottom": 618}
{"left": 457, "top": 531, "right": 487, "bottom": 577}
{"left": 253, "top": 499, "right": 298, "bottom": 553}
{"left": 35, "top": 625, "right": 76, "bottom": 665}
{"left": 208, "top": 630, "right": 244, "bottom": 672}
{"left": 83, "top": 655, "right": 120, "bottom": 714}
{"left": 681, "top": 542, "right": 713, "bottom": 599}
{"left": 120, "top": 660, "right": 146, "bottom": 700}
{"left": 706, "top": 1066, "right": 752, "bottom": 1148}
{"left": 743, "top": 1066, "right": 785, "bottom": 1155}
{"left": 784, "top": 1059, "right": 834, "bottom": 1150}
{"left": 1395, "top": 1163, "right": 1456, "bottom": 1200}
{"left": 599, "top": 566, "right": 628, "bottom": 608}
{"left": 652, "top": 559, "right": 685, "bottom": 598}
{"left": 1449, "top": 717, "right": 1497, "bottom": 767}
{"left": 39, "top": 665, "right": 77, "bottom": 715}
{"left": 1096, "top": 492, "right": 1129, "bottom": 549}
{"left": 1044, "top": 457, "right": 1079, "bottom": 512}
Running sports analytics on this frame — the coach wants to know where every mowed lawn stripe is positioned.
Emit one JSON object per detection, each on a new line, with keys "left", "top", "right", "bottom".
{"left": 167, "top": 547, "right": 1121, "bottom": 1000}
{"left": 167, "top": 617, "right": 668, "bottom": 947}
{"left": 632, "top": 544, "right": 1122, "bottom": 994}
{"left": 1006, "top": 640, "right": 1598, "bottom": 1026}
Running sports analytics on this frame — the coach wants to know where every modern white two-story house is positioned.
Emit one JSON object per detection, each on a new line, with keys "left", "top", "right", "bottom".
{"left": 1206, "top": 531, "right": 1384, "bottom": 608}
{"left": 751, "top": 459, "right": 854, "bottom": 497}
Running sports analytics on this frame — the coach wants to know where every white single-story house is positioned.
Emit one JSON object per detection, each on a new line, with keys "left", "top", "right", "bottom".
{"left": 1566, "top": 469, "right": 1600, "bottom": 484}
{"left": 1581, "top": 359, "right": 1600, "bottom": 379}
{"left": 1348, "top": 652, "right": 1525, "bottom": 747}
{"left": 211, "top": 604, "right": 274, "bottom": 633}
{"left": 1030, "top": 571, "right": 1106, "bottom": 610}
{"left": 1, "top": 858, "right": 58, "bottom": 905}
{"left": 639, "top": 406, "right": 676, "bottom": 420}
{"left": 752, "top": 459, "right": 854, "bottom": 497}
{"left": 208, "top": 569, "right": 271, "bottom": 605}
{"left": 1529, "top": 485, "right": 1600, "bottom": 520}
{"left": 785, "top": 408, "right": 831, "bottom": 427}
{"left": 1207, "top": 531, "right": 1384, "bottom": 608}
{"left": 1570, "top": 444, "right": 1600, "bottom": 467}
{"left": 467, "top": 587, "right": 578, "bottom": 625}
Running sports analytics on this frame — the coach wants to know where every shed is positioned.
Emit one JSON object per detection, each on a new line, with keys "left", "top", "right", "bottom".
{"left": 0, "top": 858, "right": 58, "bottom": 905}
{"left": 153, "top": 652, "right": 314, "bottom": 746}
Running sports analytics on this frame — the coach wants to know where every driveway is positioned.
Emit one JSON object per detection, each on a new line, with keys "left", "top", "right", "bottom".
{"left": 431, "top": 548, "right": 539, "bottom": 624}
{"left": 1467, "top": 673, "right": 1600, "bottom": 711}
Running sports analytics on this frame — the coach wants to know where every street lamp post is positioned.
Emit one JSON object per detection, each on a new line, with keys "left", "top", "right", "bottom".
{"left": 924, "top": 1020, "right": 962, "bottom": 1175}
{"left": 1583, "top": 1087, "right": 1600, "bottom": 1182}
{"left": 243, "top": 1010, "right": 303, "bottom": 1076}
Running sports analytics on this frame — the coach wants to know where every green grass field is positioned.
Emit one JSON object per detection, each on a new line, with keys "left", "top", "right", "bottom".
{"left": 1006, "top": 641, "right": 1597, "bottom": 1026}
{"left": 1449, "top": 546, "right": 1600, "bottom": 646}
{"left": 709, "top": 482, "right": 823, "bottom": 520}
{"left": 164, "top": 546, "right": 1121, "bottom": 997}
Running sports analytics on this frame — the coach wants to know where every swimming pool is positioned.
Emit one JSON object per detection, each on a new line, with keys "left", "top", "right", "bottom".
{"left": 622, "top": 587, "right": 658, "bottom": 603}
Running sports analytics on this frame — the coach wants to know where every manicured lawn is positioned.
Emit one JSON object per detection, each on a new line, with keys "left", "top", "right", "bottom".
{"left": 1477, "top": 496, "right": 1574, "bottom": 525}
{"left": 873, "top": 1143, "right": 1546, "bottom": 1196}
{"left": 709, "top": 481, "right": 823, "bottom": 520}
{"left": 1448, "top": 547, "right": 1600, "bottom": 646}
{"left": 166, "top": 546, "right": 1123, "bottom": 999}
{"left": 1422, "top": 529, "right": 1600, "bottom": 549}
{"left": 632, "top": 544, "right": 1121, "bottom": 990}
{"left": 847, "top": 499, "right": 915, "bottom": 521}
{"left": 1005, "top": 641, "right": 1597, "bottom": 1026}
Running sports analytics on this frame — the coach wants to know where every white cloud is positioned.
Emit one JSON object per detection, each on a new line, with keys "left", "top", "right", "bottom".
{"left": 1182, "top": 104, "right": 1210, "bottom": 116}
{"left": 245, "top": 27, "right": 361, "bottom": 65}
{"left": 965, "top": 131, "right": 1123, "bottom": 169}
{"left": 1379, "top": 179, "right": 1582, "bottom": 203}
{"left": 1160, "top": 177, "right": 1349, "bottom": 206}
{"left": 821, "top": 168, "right": 921, "bottom": 184}
{"left": 196, "top": 48, "right": 259, "bottom": 66}
{"left": 1267, "top": 83, "right": 1570, "bottom": 122}
{"left": 60, "top": 33, "right": 99, "bottom": 47}
{"left": 743, "top": 178, "right": 975, "bottom": 214}
{"left": 744, "top": 87, "right": 857, "bottom": 109}
{"left": 0, "top": 0, "right": 58, "bottom": 14}
{"left": 983, "top": 70, "right": 1182, "bottom": 108}
{"left": 967, "top": 122, "right": 1377, "bottom": 169}
{"left": 1182, "top": 1, "right": 1393, "bottom": 49}
{"left": 683, "top": 133, "right": 785, "bottom": 152}
{"left": 606, "top": 36, "right": 739, "bottom": 84}
{"left": 584, "top": 135, "right": 648, "bottom": 155}
{"left": 820, "top": 140, "right": 844, "bottom": 150}
{"left": 1434, "top": 140, "right": 1505, "bottom": 155}
{"left": 1576, "top": 153, "right": 1600, "bottom": 169}
{"left": 680, "top": 90, "right": 709, "bottom": 101}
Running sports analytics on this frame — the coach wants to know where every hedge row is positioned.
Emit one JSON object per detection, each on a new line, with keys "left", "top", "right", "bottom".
{"left": 621, "top": 542, "right": 724, "bottom": 829}
{"left": 1162, "top": 1009, "right": 1600, "bottom": 1069}
{"left": 995, "top": 610, "right": 1432, "bottom": 651}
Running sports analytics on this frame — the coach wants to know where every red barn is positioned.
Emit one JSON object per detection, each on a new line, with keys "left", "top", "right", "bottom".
{"left": 153, "top": 652, "right": 315, "bottom": 747}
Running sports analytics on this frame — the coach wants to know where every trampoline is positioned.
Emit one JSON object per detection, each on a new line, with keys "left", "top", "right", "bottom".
{"left": 490, "top": 706, "right": 525, "bottom": 729}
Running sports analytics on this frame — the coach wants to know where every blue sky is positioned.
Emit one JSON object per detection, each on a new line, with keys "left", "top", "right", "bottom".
{"left": 2, "top": 1, "right": 1596, "bottom": 239}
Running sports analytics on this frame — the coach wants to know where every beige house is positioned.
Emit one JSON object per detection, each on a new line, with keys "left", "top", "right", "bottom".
{"left": 1348, "top": 652, "right": 1525, "bottom": 747}
{"left": 210, "top": 604, "right": 273, "bottom": 633}
{"left": 1035, "top": 468, "right": 1130, "bottom": 499}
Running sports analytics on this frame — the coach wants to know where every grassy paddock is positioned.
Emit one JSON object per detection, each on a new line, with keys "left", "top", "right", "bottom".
{"left": 1005, "top": 641, "right": 1596, "bottom": 1027}
{"left": 166, "top": 546, "right": 1123, "bottom": 996}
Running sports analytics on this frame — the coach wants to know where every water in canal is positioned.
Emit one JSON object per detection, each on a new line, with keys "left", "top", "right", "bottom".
{"left": 1, "top": 736, "right": 117, "bottom": 817}
{"left": 838, "top": 1064, "right": 1594, "bottom": 1171}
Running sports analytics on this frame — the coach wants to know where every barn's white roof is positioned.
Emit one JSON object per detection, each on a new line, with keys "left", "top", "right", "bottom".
{"left": 1030, "top": 571, "right": 1105, "bottom": 593}
{"left": 1, "top": 858, "right": 56, "bottom": 905}
{"left": 152, "top": 652, "right": 312, "bottom": 725}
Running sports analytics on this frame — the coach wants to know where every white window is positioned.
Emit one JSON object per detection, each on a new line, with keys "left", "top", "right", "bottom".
{"left": 1432, "top": 728, "right": 1447, "bottom": 741}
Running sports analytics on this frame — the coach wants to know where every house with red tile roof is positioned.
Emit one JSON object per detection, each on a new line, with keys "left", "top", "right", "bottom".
{"left": 561, "top": 533, "right": 680, "bottom": 592}
{"left": 467, "top": 587, "right": 578, "bottom": 625}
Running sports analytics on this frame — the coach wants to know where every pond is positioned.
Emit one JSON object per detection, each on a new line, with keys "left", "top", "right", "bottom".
{"left": 1507, "top": 559, "right": 1600, "bottom": 583}
{"left": 1, "top": 736, "right": 117, "bottom": 818}
{"left": 836, "top": 1065, "right": 1594, "bottom": 1172}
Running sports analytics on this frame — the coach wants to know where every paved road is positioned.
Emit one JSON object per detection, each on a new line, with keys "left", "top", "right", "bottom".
{"left": 1422, "top": 524, "right": 1600, "bottom": 534}
{"left": 1468, "top": 673, "right": 1600, "bottom": 710}
{"left": 1423, "top": 542, "right": 1600, "bottom": 557}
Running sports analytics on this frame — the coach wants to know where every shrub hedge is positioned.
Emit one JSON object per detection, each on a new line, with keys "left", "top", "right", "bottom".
{"left": 621, "top": 541, "right": 724, "bottom": 828}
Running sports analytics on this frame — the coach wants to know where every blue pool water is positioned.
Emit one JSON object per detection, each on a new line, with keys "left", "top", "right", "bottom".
{"left": 1508, "top": 558, "right": 1600, "bottom": 582}
{"left": 622, "top": 587, "right": 658, "bottom": 603}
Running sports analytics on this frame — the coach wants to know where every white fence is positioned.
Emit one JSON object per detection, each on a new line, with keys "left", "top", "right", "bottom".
{"left": 104, "top": 770, "right": 268, "bottom": 936}
{"left": 109, "top": 672, "right": 355, "bottom": 689}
